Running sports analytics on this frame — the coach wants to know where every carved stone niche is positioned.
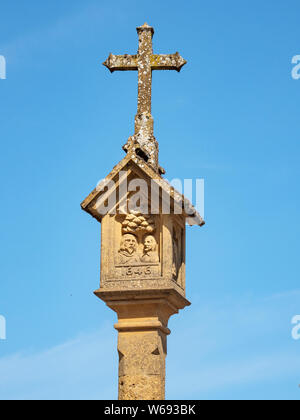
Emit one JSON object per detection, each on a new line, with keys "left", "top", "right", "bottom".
{"left": 100, "top": 212, "right": 186, "bottom": 295}
{"left": 81, "top": 154, "right": 204, "bottom": 298}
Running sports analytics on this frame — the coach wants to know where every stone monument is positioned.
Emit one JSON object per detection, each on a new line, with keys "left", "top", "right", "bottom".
{"left": 81, "top": 23, "right": 204, "bottom": 400}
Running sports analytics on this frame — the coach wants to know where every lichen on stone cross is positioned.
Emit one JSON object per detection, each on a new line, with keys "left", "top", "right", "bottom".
{"left": 103, "top": 23, "right": 187, "bottom": 172}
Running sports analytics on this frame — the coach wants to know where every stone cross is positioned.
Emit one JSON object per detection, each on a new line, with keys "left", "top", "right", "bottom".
{"left": 81, "top": 23, "right": 204, "bottom": 400}
{"left": 103, "top": 23, "right": 186, "bottom": 172}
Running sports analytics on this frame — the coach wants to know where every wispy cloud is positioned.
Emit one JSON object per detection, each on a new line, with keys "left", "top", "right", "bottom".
{"left": 168, "top": 347, "right": 300, "bottom": 399}
{"left": 0, "top": 325, "right": 118, "bottom": 400}
{"left": 167, "top": 289, "right": 300, "bottom": 399}
{"left": 0, "top": 290, "right": 299, "bottom": 399}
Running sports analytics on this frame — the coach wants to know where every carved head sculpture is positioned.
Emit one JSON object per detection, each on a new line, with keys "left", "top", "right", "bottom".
{"left": 141, "top": 235, "right": 159, "bottom": 263}
{"left": 120, "top": 233, "right": 138, "bottom": 255}
{"left": 143, "top": 235, "right": 157, "bottom": 253}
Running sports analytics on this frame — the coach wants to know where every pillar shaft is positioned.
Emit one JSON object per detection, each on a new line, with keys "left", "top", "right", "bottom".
{"left": 117, "top": 328, "right": 167, "bottom": 400}
{"left": 95, "top": 288, "right": 190, "bottom": 400}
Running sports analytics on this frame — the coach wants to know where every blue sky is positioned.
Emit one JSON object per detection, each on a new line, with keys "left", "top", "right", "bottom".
{"left": 0, "top": 0, "right": 300, "bottom": 400}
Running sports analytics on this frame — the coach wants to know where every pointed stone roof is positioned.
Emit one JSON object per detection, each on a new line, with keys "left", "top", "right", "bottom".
{"left": 81, "top": 155, "right": 205, "bottom": 227}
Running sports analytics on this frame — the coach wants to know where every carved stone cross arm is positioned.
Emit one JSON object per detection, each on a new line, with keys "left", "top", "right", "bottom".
{"left": 103, "top": 54, "right": 138, "bottom": 72}
{"left": 103, "top": 52, "right": 186, "bottom": 73}
{"left": 103, "top": 23, "right": 186, "bottom": 123}
{"left": 150, "top": 53, "right": 186, "bottom": 71}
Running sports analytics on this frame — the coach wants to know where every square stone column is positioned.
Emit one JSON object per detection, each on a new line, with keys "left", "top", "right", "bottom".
{"left": 95, "top": 288, "right": 190, "bottom": 400}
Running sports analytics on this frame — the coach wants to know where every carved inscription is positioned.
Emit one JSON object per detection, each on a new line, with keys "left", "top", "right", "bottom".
{"left": 121, "top": 264, "right": 159, "bottom": 278}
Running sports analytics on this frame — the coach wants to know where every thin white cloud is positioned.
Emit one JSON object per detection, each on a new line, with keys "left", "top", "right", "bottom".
{"left": 263, "top": 288, "right": 300, "bottom": 302}
{"left": 168, "top": 349, "right": 300, "bottom": 398}
{"left": 167, "top": 290, "right": 300, "bottom": 398}
{"left": 0, "top": 326, "right": 118, "bottom": 400}
{"left": 0, "top": 289, "right": 299, "bottom": 399}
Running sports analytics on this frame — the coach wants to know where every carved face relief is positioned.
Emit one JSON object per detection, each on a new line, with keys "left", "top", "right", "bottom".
{"left": 118, "top": 234, "right": 140, "bottom": 264}
{"left": 115, "top": 214, "right": 161, "bottom": 273}
{"left": 144, "top": 235, "right": 156, "bottom": 252}
{"left": 121, "top": 234, "right": 138, "bottom": 255}
{"left": 141, "top": 235, "right": 159, "bottom": 263}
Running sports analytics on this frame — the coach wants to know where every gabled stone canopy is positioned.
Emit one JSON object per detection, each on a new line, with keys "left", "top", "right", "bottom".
{"left": 81, "top": 153, "right": 205, "bottom": 227}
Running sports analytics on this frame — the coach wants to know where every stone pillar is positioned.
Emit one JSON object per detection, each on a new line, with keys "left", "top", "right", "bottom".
{"left": 82, "top": 22, "right": 204, "bottom": 403}
{"left": 95, "top": 289, "right": 190, "bottom": 400}
{"left": 117, "top": 327, "right": 167, "bottom": 400}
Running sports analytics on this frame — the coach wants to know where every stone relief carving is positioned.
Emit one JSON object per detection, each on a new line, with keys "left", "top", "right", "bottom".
{"left": 117, "top": 213, "right": 160, "bottom": 266}
{"left": 122, "top": 212, "right": 155, "bottom": 235}
{"left": 141, "top": 235, "right": 159, "bottom": 263}
{"left": 118, "top": 233, "right": 140, "bottom": 264}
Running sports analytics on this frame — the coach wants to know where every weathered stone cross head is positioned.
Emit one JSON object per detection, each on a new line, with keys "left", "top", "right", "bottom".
{"left": 103, "top": 23, "right": 187, "bottom": 173}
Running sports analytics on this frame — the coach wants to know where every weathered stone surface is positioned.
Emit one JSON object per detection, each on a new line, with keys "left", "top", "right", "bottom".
{"left": 119, "top": 375, "right": 164, "bottom": 401}
{"left": 81, "top": 155, "right": 205, "bottom": 227}
{"left": 103, "top": 23, "right": 186, "bottom": 173}
{"left": 81, "top": 23, "right": 204, "bottom": 400}
{"left": 99, "top": 211, "right": 186, "bottom": 295}
{"left": 81, "top": 147, "right": 203, "bottom": 401}
{"left": 96, "top": 289, "right": 190, "bottom": 400}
